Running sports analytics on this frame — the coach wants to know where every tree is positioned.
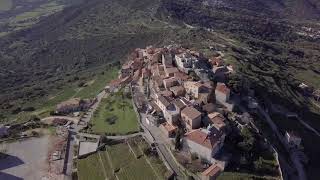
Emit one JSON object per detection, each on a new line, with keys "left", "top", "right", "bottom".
{"left": 227, "top": 74, "right": 242, "bottom": 92}
{"left": 189, "top": 71, "right": 200, "bottom": 81}
{"left": 254, "top": 156, "right": 264, "bottom": 171}
{"left": 175, "top": 128, "right": 184, "bottom": 150}
{"left": 238, "top": 127, "right": 255, "bottom": 154}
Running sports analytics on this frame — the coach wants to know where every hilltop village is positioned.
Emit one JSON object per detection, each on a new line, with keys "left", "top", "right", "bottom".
{"left": 2, "top": 45, "right": 298, "bottom": 180}
{"left": 105, "top": 45, "right": 281, "bottom": 179}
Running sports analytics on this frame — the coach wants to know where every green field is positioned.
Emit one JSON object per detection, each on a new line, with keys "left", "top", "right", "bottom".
{"left": 77, "top": 138, "right": 168, "bottom": 180}
{"left": 218, "top": 172, "right": 277, "bottom": 180}
{"left": 295, "top": 70, "right": 320, "bottom": 89}
{"left": 77, "top": 153, "right": 106, "bottom": 180}
{"left": 98, "top": 151, "right": 117, "bottom": 180}
{"left": 0, "top": 0, "right": 12, "bottom": 11}
{"left": 90, "top": 89, "right": 139, "bottom": 135}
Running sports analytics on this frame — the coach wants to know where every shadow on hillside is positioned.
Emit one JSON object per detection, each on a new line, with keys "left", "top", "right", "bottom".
{"left": 0, "top": 153, "right": 24, "bottom": 171}
{"left": 0, "top": 171, "right": 23, "bottom": 180}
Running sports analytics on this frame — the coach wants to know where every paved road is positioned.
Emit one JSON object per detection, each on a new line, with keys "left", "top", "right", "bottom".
{"left": 258, "top": 107, "right": 306, "bottom": 180}
{"left": 296, "top": 117, "right": 320, "bottom": 137}
{"left": 131, "top": 84, "right": 186, "bottom": 179}
{"left": 233, "top": 97, "right": 300, "bottom": 180}
{"left": 140, "top": 113, "right": 186, "bottom": 179}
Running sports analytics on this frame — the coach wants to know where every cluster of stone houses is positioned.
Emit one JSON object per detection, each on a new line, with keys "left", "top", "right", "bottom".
{"left": 55, "top": 98, "right": 96, "bottom": 114}
{"left": 115, "top": 46, "right": 234, "bottom": 179}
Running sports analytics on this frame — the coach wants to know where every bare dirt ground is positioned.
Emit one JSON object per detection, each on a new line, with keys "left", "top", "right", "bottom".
{"left": 0, "top": 136, "right": 50, "bottom": 180}
{"left": 0, "top": 130, "right": 67, "bottom": 180}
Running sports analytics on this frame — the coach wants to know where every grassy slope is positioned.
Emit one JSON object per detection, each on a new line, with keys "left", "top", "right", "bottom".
{"left": 0, "top": 0, "right": 12, "bottom": 11}
{"left": 1, "top": 65, "right": 118, "bottom": 123}
{"left": 0, "top": 0, "right": 319, "bottom": 177}
{"left": 105, "top": 140, "right": 163, "bottom": 180}
{"left": 218, "top": 172, "right": 276, "bottom": 180}
{"left": 78, "top": 139, "right": 168, "bottom": 180}
{"left": 91, "top": 90, "right": 139, "bottom": 135}
{"left": 0, "top": 0, "right": 176, "bottom": 123}
{"left": 73, "top": 67, "right": 118, "bottom": 99}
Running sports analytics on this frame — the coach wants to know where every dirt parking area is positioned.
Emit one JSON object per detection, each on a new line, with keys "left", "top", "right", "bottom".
{"left": 0, "top": 136, "right": 51, "bottom": 180}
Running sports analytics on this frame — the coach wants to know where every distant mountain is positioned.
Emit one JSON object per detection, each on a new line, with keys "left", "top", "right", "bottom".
{"left": 204, "top": 0, "right": 320, "bottom": 20}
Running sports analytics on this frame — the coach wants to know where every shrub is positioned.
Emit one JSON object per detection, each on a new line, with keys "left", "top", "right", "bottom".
{"left": 105, "top": 116, "right": 117, "bottom": 125}
{"left": 191, "top": 153, "right": 198, "bottom": 160}
{"left": 31, "top": 131, "right": 40, "bottom": 137}
{"left": 22, "top": 107, "right": 35, "bottom": 112}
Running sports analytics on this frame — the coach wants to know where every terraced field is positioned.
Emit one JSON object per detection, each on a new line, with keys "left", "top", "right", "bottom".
{"left": 77, "top": 137, "right": 168, "bottom": 180}
{"left": 77, "top": 153, "right": 105, "bottom": 180}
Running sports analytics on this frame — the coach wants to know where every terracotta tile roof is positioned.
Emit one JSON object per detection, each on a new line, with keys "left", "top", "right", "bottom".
{"left": 172, "top": 99, "right": 186, "bottom": 110}
{"left": 153, "top": 76, "right": 164, "bottom": 87}
{"left": 174, "top": 72, "right": 190, "bottom": 81}
{"left": 159, "top": 90, "right": 173, "bottom": 97}
{"left": 185, "top": 129, "right": 223, "bottom": 149}
{"left": 195, "top": 81, "right": 212, "bottom": 89}
{"left": 109, "top": 79, "right": 122, "bottom": 87}
{"left": 181, "top": 106, "right": 201, "bottom": 120}
{"left": 170, "top": 86, "right": 185, "bottom": 96}
{"left": 202, "top": 164, "right": 222, "bottom": 177}
{"left": 163, "top": 77, "right": 179, "bottom": 86}
{"left": 165, "top": 67, "right": 179, "bottom": 75}
{"left": 215, "top": 83, "right": 230, "bottom": 95}
{"left": 142, "top": 68, "right": 151, "bottom": 76}
{"left": 185, "top": 129, "right": 219, "bottom": 149}
{"left": 158, "top": 95, "right": 171, "bottom": 107}
{"left": 210, "top": 57, "right": 224, "bottom": 67}
{"left": 161, "top": 122, "right": 177, "bottom": 133}
{"left": 150, "top": 101, "right": 162, "bottom": 112}
{"left": 208, "top": 112, "right": 226, "bottom": 129}
{"left": 202, "top": 103, "right": 216, "bottom": 113}
{"left": 158, "top": 64, "right": 165, "bottom": 72}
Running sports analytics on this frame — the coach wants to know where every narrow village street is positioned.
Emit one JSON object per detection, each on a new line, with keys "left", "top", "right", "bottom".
{"left": 63, "top": 90, "right": 108, "bottom": 179}
{"left": 131, "top": 83, "right": 187, "bottom": 179}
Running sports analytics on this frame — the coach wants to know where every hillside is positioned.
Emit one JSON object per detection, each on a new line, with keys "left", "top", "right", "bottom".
{"left": 203, "top": 0, "right": 320, "bottom": 21}
{"left": 0, "top": 0, "right": 319, "bottom": 128}
{"left": 0, "top": 0, "right": 320, "bottom": 178}
{"left": 0, "top": 0, "right": 174, "bottom": 121}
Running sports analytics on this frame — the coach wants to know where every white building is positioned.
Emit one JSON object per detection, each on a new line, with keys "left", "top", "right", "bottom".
{"left": 175, "top": 52, "right": 196, "bottom": 70}
{"left": 215, "top": 83, "right": 230, "bottom": 103}
{"left": 285, "top": 131, "right": 302, "bottom": 148}
{"left": 155, "top": 95, "right": 180, "bottom": 124}
{"left": 184, "top": 128, "right": 225, "bottom": 163}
